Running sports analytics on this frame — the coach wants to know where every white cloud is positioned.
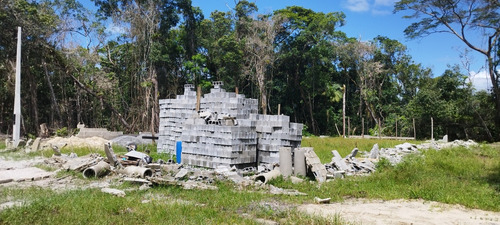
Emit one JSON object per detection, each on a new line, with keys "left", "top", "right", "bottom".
{"left": 374, "top": 0, "right": 397, "bottom": 6}
{"left": 106, "top": 23, "right": 126, "bottom": 35}
{"left": 371, "top": 9, "right": 391, "bottom": 15}
{"left": 344, "top": 0, "right": 370, "bottom": 12}
{"left": 343, "top": 0, "right": 397, "bottom": 14}
{"left": 469, "top": 70, "right": 491, "bottom": 91}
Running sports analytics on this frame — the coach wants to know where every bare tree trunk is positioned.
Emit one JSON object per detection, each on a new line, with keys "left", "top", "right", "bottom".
{"left": 42, "top": 60, "right": 61, "bottom": 127}
{"left": 150, "top": 68, "right": 159, "bottom": 135}
{"left": 260, "top": 85, "right": 267, "bottom": 115}
{"left": 69, "top": 73, "right": 131, "bottom": 130}
{"left": 308, "top": 94, "right": 317, "bottom": 134}
{"left": 27, "top": 62, "right": 40, "bottom": 135}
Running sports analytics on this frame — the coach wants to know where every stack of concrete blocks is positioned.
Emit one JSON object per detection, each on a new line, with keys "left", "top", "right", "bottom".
{"left": 157, "top": 81, "right": 303, "bottom": 168}
{"left": 179, "top": 82, "right": 259, "bottom": 168}
{"left": 180, "top": 118, "right": 258, "bottom": 168}
{"left": 199, "top": 81, "right": 258, "bottom": 119}
{"left": 252, "top": 114, "right": 303, "bottom": 164}
{"left": 158, "top": 84, "right": 197, "bottom": 154}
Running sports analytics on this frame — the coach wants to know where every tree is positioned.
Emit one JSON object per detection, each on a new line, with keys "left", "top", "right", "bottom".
{"left": 243, "top": 14, "right": 281, "bottom": 114}
{"left": 395, "top": 0, "right": 500, "bottom": 130}
{"left": 274, "top": 6, "right": 346, "bottom": 134}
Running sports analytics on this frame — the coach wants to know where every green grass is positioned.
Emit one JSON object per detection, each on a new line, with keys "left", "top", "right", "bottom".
{"left": 0, "top": 183, "right": 337, "bottom": 224}
{"left": 269, "top": 144, "right": 500, "bottom": 211}
{"left": 302, "top": 136, "right": 422, "bottom": 163}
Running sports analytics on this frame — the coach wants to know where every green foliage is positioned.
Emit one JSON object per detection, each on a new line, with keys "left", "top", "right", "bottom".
{"left": 55, "top": 127, "right": 68, "bottom": 137}
{"left": 0, "top": 0, "right": 499, "bottom": 142}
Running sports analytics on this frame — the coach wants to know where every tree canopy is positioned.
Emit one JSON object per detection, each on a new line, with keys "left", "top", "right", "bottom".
{"left": 0, "top": 0, "right": 498, "bottom": 141}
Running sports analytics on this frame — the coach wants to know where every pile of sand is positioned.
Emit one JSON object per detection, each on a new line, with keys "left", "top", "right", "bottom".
{"left": 42, "top": 136, "right": 110, "bottom": 150}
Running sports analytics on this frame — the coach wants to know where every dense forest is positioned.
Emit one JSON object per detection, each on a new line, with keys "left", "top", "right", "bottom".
{"left": 0, "top": 0, "right": 499, "bottom": 141}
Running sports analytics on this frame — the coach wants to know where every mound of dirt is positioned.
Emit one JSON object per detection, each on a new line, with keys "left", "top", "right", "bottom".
{"left": 42, "top": 136, "right": 110, "bottom": 150}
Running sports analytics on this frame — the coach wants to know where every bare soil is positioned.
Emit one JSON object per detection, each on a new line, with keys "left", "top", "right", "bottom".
{"left": 298, "top": 198, "right": 500, "bottom": 225}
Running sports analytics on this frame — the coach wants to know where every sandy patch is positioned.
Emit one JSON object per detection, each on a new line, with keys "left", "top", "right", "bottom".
{"left": 298, "top": 198, "right": 500, "bottom": 225}
{"left": 42, "top": 136, "right": 110, "bottom": 150}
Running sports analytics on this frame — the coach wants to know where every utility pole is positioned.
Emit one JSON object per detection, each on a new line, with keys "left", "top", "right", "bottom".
{"left": 12, "top": 27, "right": 22, "bottom": 147}
{"left": 342, "top": 84, "right": 346, "bottom": 138}
{"left": 431, "top": 117, "right": 434, "bottom": 140}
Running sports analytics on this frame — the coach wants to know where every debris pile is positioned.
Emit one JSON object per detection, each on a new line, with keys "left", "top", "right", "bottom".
{"left": 325, "top": 139, "right": 479, "bottom": 177}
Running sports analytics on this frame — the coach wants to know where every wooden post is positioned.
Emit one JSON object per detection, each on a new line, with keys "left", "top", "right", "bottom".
{"left": 431, "top": 117, "right": 434, "bottom": 140}
{"left": 196, "top": 85, "right": 201, "bottom": 112}
{"left": 413, "top": 118, "right": 416, "bottom": 139}
{"left": 378, "top": 119, "right": 381, "bottom": 139}
{"left": 361, "top": 117, "right": 364, "bottom": 138}
{"left": 342, "top": 84, "right": 346, "bottom": 138}
{"left": 235, "top": 86, "right": 238, "bottom": 95}
{"left": 277, "top": 104, "right": 281, "bottom": 115}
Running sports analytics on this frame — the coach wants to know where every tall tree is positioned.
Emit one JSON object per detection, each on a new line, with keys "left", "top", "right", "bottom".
{"left": 243, "top": 14, "right": 281, "bottom": 114}
{"left": 274, "top": 6, "right": 346, "bottom": 134}
{"left": 395, "top": 0, "right": 500, "bottom": 130}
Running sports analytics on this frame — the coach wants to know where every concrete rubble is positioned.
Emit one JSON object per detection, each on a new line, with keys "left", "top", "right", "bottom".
{"left": 325, "top": 139, "right": 479, "bottom": 177}
{"left": 1, "top": 142, "right": 318, "bottom": 195}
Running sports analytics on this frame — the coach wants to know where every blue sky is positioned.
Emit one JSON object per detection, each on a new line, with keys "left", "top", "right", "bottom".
{"left": 190, "top": 0, "right": 491, "bottom": 90}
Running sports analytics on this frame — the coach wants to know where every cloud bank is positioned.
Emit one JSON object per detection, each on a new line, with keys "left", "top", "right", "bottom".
{"left": 469, "top": 70, "right": 492, "bottom": 92}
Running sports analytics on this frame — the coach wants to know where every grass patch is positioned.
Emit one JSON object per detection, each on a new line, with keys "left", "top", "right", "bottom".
{"left": 270, "top": 144, "right": 500, "bottom": 211}
{"left": 301, "top": 136, "right": 422, "bottom": 163}
{"left": 0, "top": 182, "right": 336, "bottom": 224}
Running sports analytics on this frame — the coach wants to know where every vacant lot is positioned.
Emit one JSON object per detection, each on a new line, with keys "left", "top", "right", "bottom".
{"left": 1, "top": 137, "right": 499, "bottom": 224}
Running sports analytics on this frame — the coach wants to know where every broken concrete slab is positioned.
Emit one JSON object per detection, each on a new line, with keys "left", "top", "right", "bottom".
{"left": 269, "top": 185, "right": 307, "bottom": 196}
{"left": 304, "top": 147, "right": 327, "bottom": 183}
{"left": 314, "top": 197, "right": 331, "bottom": 204}
{"left": 62, "top": 156, "right": 100, "bottom": 172}
{"left": 175, "top": 168, "right": 189, "bottom": 179}
{"left": 346, "top": 148, "right": 358, "bottom": 159}
{"left": 0, "top": 167, "right": 54, "bottom": 183}
{"left": 330, "top": 150, "right": 349, "bottom": 171}
{"left": 369, "top": 143, "right": 379, "bottom": 159}
{"left": 104, "top": 143, "right": 121, "bottom": 168}
{"left": 181, "top": 180, "right": 218, "bottom": 190}
{"left": 101, "top": 188, "right": 126, "bottom": 197}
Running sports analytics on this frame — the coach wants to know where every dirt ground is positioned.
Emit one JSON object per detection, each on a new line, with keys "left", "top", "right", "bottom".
{"left": 298, "top": 198, "right": 500, "bottom": 225}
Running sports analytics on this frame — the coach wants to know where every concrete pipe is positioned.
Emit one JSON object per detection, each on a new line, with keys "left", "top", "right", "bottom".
{"left": 294, "top": 148, "right": 306, "bottom": 176}
{"left": 279, "top": 147, "right": 293, "bottom": 177}
{"left": 83, "top": 161, "right": 111, "bottom": 178}
{"left": 254, "top": 169, "right": 281, "bottom": 184}
{"left": 119, "top": 166, "right": 153, "bottom": 178}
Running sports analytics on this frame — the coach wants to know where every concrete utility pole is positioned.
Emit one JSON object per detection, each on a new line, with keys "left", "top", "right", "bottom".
{"left": 12, "top": 27, "right": 22, "bottom": 147}
{"left": 342, "top": 84, "right": 346, "bottom": 138}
